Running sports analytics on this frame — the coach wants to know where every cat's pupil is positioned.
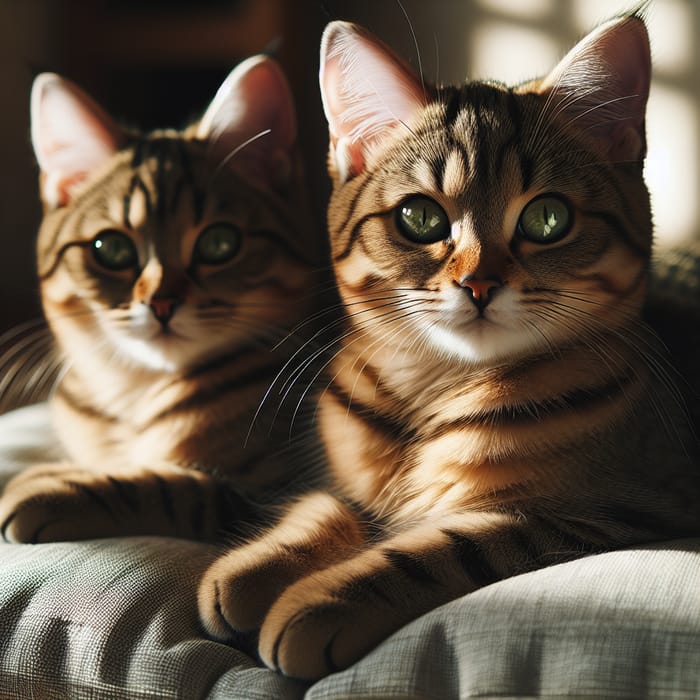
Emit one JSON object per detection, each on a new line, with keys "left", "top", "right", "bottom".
{"left": 518, "top": 194, "right": 572, "bottom": 244}
{"left": 396, "top": 196, "right": 450, "bottom": 244}
{"left": 195, "top": 223, "right": 241, "bottom": 265}
{"left": 92, "top": 231, "right": 138, "bottom": 271}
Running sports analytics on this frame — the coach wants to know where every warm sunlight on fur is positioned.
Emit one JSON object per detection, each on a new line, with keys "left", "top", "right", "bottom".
{"left": 198, "top": 13, "right": 700, "bottom": 683}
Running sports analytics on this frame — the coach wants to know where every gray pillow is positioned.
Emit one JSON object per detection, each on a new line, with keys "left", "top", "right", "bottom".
{"left": 1, "top": 404, "right": 699, "bottom": 699}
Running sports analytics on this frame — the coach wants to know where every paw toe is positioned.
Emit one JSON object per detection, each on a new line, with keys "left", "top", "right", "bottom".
{"left": 260, "top": 601, "right": 355, "bottom": 681}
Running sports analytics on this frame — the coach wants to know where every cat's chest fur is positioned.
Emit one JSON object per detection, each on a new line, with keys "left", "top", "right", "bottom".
{"left": 319, "top": 326, "right": 693, "bottom": 525}
{"left": 51, "top": 348, "right": 282, "bottom": 478}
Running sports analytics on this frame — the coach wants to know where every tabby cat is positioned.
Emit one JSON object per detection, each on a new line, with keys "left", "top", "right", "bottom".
{"left": 198, "top": 13, "right": 700, "bottom": 680}
{"left": 0, "top": 57, "right": 321, "bottom": 543}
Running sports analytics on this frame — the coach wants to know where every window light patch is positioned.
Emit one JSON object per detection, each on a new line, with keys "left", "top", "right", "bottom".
{"left": 476, "top": 0, "right": 554, "bottom": 20}
{"left": 470, "top": 22, "right": 559, "bottom": 85}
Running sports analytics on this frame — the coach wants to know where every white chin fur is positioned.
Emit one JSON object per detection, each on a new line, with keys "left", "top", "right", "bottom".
{"left": 100, "top": 308, "right": 214, "bottom": 372}
{"left": 414, "top": 289, "right": 537, "bottom": 364}
{"left": 424, "top": 319, "right": 542, "bottom": 365}
{"left": 115, "top": 336, "right": 188, "bottom": 372}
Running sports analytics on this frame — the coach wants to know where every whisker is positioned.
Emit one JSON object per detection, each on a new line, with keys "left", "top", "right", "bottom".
{"left": 278, "top": 298, "right": 424, "bottom": 401}
{"left": 0, "top": 320, "right": 54, "bottom": 410}
{"left": 246, "top": 296, "right": 427, "bottom": 445}
{"left": 533, "top": 293, "right": 690, "bottom": 442}
{"left": 211, "top": 129, "right": 272, "bottom": 180}
{"left": 396, "top": 0, "right": 425, "bottom": 95}
{"left": 289, "top": 304, "right": 436, "bottom": 438}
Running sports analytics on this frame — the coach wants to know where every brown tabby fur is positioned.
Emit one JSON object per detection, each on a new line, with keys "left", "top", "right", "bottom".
{"left": 198, "top": 14, "right": 700, "bottom": 681}
{"left": 0, "top": 58, "right": 322, "bottom": 543}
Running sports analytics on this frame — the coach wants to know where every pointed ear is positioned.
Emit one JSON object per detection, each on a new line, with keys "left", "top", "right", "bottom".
{"left": 31, "top": 73, "right": 124, "bottom": 208}
{"left": 320, "top": 21, "right": 428, "bottom": 183}
{"left": 196, "top": 56, "right": 296, "bottom": 190}
{"left": 537, "top": 15, "right": 651, "bottom": 162}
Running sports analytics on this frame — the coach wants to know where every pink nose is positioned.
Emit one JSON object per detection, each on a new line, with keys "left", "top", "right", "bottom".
{"left": 149, "top": 297, "right": 180, "bottom": 325}
{"left": 457, "top": 276, "right": 501, "bottom": 311}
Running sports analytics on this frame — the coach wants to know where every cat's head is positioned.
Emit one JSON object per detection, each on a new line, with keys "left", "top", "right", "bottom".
{"left": 32, "top": 57, "right": 315, "bottom": 373}
{"left": 319, "top": 15, "right": 652, "bottom": 366}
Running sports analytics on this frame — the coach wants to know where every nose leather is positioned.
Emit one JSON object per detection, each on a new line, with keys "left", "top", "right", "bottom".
{"left": 458, "top": 276, "right": 501, "bottom": 312}
{"left": 149, "top": 297, "right": 180, "bottom": 325}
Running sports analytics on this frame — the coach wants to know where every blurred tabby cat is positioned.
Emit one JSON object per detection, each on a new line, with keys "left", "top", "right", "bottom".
{"left": 198, "top": 12, "right": 700, "bottom": 680}
{"left": 0, "top": 57, "right": 321, "bottom": 543}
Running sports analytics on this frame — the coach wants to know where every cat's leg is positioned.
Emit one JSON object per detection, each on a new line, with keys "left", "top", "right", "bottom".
{"left": 0, "top": 462, "right": 244, "bottom": 543}
{"left": 257, "top": 510, "right": 553, "bottom": 681}
{"left": 198, "top": 491, "right": 364, "bottom": 639}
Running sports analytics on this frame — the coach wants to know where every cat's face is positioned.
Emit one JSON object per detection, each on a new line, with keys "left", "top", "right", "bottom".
{"left": 320, "top": 18, "right": 652, "bottom": 366}
{"left": 39, "top": 140, "right": 310, "bottom": 371}
{"left": 32, "top": 59, "right": 314, "bottom": 372}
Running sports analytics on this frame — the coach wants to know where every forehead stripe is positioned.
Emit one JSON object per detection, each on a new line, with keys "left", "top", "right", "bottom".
{"left": 123, "top": 174, "right": 152, "bottom": 230}
{"left": 442, "top": 150, "right": 468, "bottom": 199}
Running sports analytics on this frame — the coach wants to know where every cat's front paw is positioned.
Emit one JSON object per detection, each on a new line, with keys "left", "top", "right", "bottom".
{"left": 0, "top": 463, "right": 125, "bottom": 543}
{"left": 257, "top": 567, "right": 404, "bottom": 681}
{"left": 198, "top": 541, "right": 313, "bottom": 640}
{"left": 0, "top": 462, "right": 221, "bottom": 543}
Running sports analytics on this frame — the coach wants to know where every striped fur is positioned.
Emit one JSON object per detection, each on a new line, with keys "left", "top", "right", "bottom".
{"left": 0, "top": 57, "right": 323, "bottom": 544}
{"left": 199, "top": 14, "right": 700, "bottom": 681}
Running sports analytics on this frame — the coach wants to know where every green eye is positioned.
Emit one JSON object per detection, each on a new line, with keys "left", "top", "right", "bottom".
{"left": 518, "top": 194, "right": 573, "bottom": 244}
{"left": 195, "top": 223, "right": 241, "bottom": 265}
{"left": 92, "top": 231, "right": 138, "bottom": 271}
{"left": 396, "top": 196, "right": 450, "bottom": 244}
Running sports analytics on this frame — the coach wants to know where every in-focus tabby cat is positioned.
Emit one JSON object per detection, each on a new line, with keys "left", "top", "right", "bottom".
{"left": 199, "top": 13, "right": 700, "bottom": 680}
{"left": 0, "top": 57, "right": 321, "bottom": 543}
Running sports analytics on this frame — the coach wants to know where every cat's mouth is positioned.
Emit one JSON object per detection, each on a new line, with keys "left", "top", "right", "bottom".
{"left": 457, "top": 312, "right": 499, "bottom": 329}
{"left": 468, "top": 311, "right": 493, "bottom": 322}
{"left": 138, "top": 314, "right": 191, "bottom": 342}
{"left": 149, "top": 326, "right": 190, "bottom": 343}
{"left": 422, "top": 307, "right": 543, "bottom": 364}
{"left": 153, "top": 324, "right": 178, "bottom": 337}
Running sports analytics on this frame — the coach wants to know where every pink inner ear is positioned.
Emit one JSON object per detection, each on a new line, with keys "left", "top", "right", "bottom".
{"left": 239, "top": 64, "right": 296, "bottom": 150}
{"left": 31, "top": 73, "right": 121, "bottom": 207}
{"left": 540, "top": 16, "right": 651, "bottom": 161}
{"left": 320, "top": 22, "right": 427, "bottom": 180}
{"left": 196, "top": 56, "right": 296, "bottom": 184}
{"left": 600, "top": 21, "right": 651, "bottom": 103}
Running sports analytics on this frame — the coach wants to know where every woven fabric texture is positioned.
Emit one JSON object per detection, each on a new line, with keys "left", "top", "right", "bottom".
{"left": 1, "top": 404, "right": 699, "bottom": 699}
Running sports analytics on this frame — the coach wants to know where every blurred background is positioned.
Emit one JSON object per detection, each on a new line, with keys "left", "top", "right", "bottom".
{"left": 1, "top": 0, "right": 698, "bottom": 340}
